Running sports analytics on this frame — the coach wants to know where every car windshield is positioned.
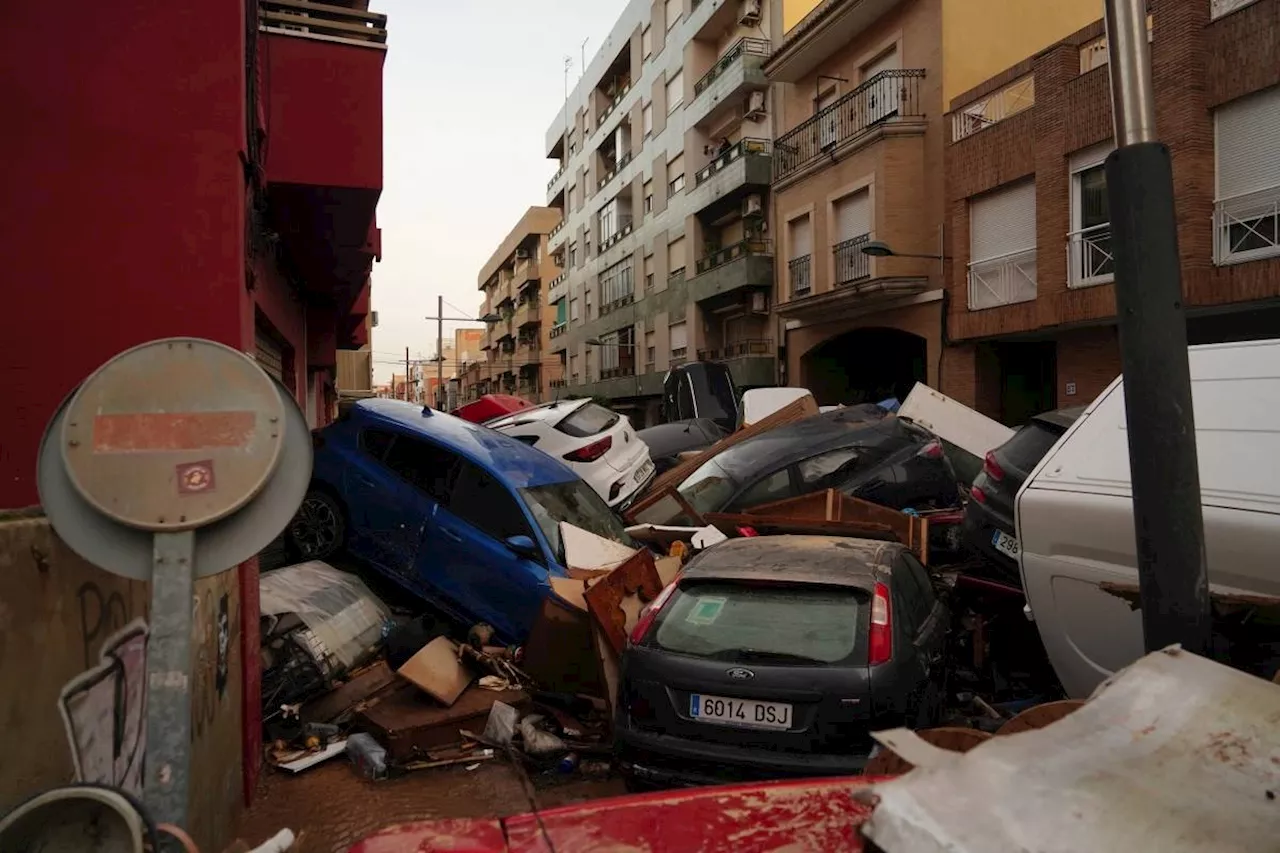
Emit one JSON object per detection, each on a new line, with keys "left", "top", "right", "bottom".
{"left": 652, "top": 581, "right": 866, "bottom": 665}
{"left": 519, "top": 479, "right": 633, "bottom": 565}
{"left": 676, "top": 457, "right": 740, "bottom": 515}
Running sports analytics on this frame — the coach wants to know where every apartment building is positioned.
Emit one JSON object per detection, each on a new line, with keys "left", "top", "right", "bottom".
{"left": 472, "top": 207, "right": 565, "bottom": 404}
{"left": 944, "top": 0, "right": 1280, "bottom": 424}
{"left": 546, "top": 0, "right": 779, "bottom": 425}
{"left": 765, "top": 0, "right": 949, "bottom": 406}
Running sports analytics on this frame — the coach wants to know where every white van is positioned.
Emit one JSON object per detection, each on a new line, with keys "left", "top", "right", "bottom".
{"left": 1016, "top": 339, "right": 1280, "bottom": 698}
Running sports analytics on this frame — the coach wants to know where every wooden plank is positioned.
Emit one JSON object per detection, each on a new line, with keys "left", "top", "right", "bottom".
{"left": 261, "top": 10, "right": 387, "bottom": 42}
{"left": 265, "top": 0, "right": 388, "bottom": 25}
{"left": 396, "top": 637, "right": 475, "bottom": 707}
{"left": 624, "top": 397, "right": 818, "bottom": 524}
{"left": 583, "top": 550, "right": 662, "bottom": 655}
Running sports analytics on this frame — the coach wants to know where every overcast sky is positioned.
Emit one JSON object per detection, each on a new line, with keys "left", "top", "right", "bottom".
{"left": 369, "top": 0, "right": 627, "bottom": 382}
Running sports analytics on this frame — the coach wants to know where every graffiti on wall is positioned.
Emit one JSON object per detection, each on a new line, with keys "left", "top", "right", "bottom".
{"left": 58, "top": 618, "right": 149, "bottom": 796}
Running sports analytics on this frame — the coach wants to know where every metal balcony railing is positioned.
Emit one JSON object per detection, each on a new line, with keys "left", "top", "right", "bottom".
{"left": 1067, "top": 223, "right": 1115, "bottom": 287}
{"left": 693, "top": 38, "right": 771, "bottom": 96}
{"left": 695, "top": 238, "right": 772, "bottom": 275}
{"left": 695, "top": 138, "right": 771, "bottom": 185}
{"left": 1213, "top": 184, "right": 1280, "bottom": 266}
{"left": 833, "top": 234, "right": 872, "bottom": 286}
{"left": 550, "top": 378, "right": 568, "bottom": 389}
{"left": 259, "top": 0, "right": 387, "bottom": 46}
{"left": 774, "top": 69, "right": 926, "bottom": 183}
{"left": 951, "top": 74, "right": 1035, "bottom": 142}
{"left": 547, "top": 162, "right": 569, "bottom": 192}
{"left": 597, "top": 150, "right": 634, "bottom": 191}
{"left": 601, "top": 365, "right": 636, "bottom": 380}
{"left": 600, "top": 214, "right": 635, "bottom": 252}
{"left": 967, "top": 247, "right": 1038, "bottom": 310}
{"left": 696, "top": 339, "right": 774, "bottom": 361}
{"left": 597, "top": 80, "right": 633, "bottom": 128}
{"left": 549, "top": 322, "right": 568, "bottom": 338}
{"left": 788, "top": 255, "right": 812, "bottom": 298}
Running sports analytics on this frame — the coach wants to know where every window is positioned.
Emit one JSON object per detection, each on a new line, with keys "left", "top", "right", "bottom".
{"left": 787, "top": 214, "right": 813, "bottom": 297}
{"left": 670, "top": 320, "right": 688, "bottom": 355}
{"left": 642, "top": 25, "right": 653, "bottom": 59}
{"left": 833, "top": 190, "right": 871, "bottom": 285}
{"left": 599, "top": 332, "right": 620, "bottom": 371}
{"left": 1068, "top": 143, "right": 1115, "bottom": 287}
{"left": 798, "top": 448, "right": 864, "bottom": 489}
{"left": 569, "top": 241, "right": 578, "bottom": 267}
{"left": 668, "top": 235, "right": 687, "bottom": 276}
{"left": 643, "top": 102, "right": 654, "bottom": 137}
{"left": 449, "top": 460, "right": 533, "bottom": 544}
{"left": 666, "top": 70, "right": 684, "bottom": 113}
{"left": 570, "top": 297, "right": 581, "bottom": 322}
{"left": 968, "top": 179, "right": 1037, "bottom": 309}
{"left": 382, "top": 435, "right": 459, "bottom": 503}
{"left": 815, "top": 84, "right": 840, "bottom": 148}
{"left": 643, "top": 253, "right": 654, "bottom": 290}
{"left": 667, "top": 152, "right": 685, "bottom": 196}
{"left": 359, "top": 428, "right": 395, "bottom": 460}
{"left": 664, "top": 0, "right": 681, "bottom": 31}
{"left": 730, "top": 468, "right": 794, "bottom": 510}
{"left": 557, "top": 402, "right": 620, "bottom": 437}
{"left": 644, "top": 178, "right": 654, "bottom": 213}
{"left": 598, "top": 198, "right": 619, "bottom": 244}
{"left": 600, "top": 256, "right": 635, "bottom": 304}
{"left": 520, "top": 480, "right": 633, "bottom": 565}
{"left": 1214, "top": 85, "right": 1280, "bottom": 264}
{"left": 862, "top": 47, "right": 901, "bottom": 124}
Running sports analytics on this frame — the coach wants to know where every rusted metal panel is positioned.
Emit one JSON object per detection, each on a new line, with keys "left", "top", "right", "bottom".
{"left": 90, "top": 411, "right": 258, "bottom": 452}
{"left": 862, "top": 647, "right": 1280, "bottom": 853}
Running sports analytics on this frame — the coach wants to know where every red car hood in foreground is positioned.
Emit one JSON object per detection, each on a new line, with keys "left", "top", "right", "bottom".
{"left": 348, "top": 776, "right": 883, "bottom": 853}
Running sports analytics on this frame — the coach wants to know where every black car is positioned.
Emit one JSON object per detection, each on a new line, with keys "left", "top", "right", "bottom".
{"left": 963, "top": 406, "right": 1083, "bottom": 579}
{"left": 673, "top": 408, "right": 961, "bottom": 518}
{"left": 637, "top": 418, "right": 729, "bottom": 475}
{"left": 615, "top": 535, "right": 950, "bottom": 789}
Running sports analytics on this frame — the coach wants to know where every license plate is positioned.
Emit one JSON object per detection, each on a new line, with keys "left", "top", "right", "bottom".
{"left": 635, "top": 461, "right": 654, "bottom": 483}
{"left": 992, "top": 529, "right": 1020, "bottom": 559}
{"left": 689, "top": 693, "right": 792, "bottom": 730}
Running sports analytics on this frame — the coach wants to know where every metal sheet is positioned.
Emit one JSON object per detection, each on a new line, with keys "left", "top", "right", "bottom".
{"left": 61, "top": 338, "right": 285, "bottom": 531}
{"left": 862, "top": 647, "right": 1280, "bottom": 853}
{"left": 38, "top": 376, "right": 312, "bottom": 580}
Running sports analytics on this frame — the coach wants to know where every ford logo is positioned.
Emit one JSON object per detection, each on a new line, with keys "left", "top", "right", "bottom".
{"left": 726, "top": 667, "right": 755, "bottom": 680}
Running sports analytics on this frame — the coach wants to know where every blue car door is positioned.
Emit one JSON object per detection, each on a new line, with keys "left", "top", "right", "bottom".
{"left": 370, "top": 433, "right": 460, "bottom": 584}
{"left": 341, "top": 427, "right": 420, "bottom": 574}
{"left": 422, "top": 457, "right": 551, "bottom": 641}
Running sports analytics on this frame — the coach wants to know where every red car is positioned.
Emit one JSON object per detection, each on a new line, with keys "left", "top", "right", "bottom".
{"left": 451, "top": 394, "right": 534, "bottom": 425}
{"left": 347, "top": 775, "right": 883, "bottom": 852}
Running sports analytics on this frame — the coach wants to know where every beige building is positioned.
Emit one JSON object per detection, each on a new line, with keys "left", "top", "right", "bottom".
{"left": 469, "top": 207, "right": 564, "bottom": 404}
{"left": 546, "top": 0, "right": 780, "bottom": 425}
{"left": 766, "top": 0, "right": 946, "bottom": 406}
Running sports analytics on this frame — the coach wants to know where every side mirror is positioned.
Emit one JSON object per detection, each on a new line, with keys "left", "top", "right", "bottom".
{"left": 504, "top": 535, "right": 541, "bottom": 561}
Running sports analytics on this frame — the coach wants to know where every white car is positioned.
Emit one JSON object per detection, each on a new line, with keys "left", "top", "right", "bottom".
{"left": 485, "top": 400, "right": 655, "bottom": 509}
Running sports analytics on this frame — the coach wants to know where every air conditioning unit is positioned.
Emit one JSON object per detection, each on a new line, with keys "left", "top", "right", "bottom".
{"left": 743, "top": 194, "right": 764, "bottom": 217}
{"left": 749, "top": 291, "right": 769, "bottom": 313}
{"left": 744, "top": 90, "right": 767, "bottom": 120}
{"left": 515, "top": 248, "right": 532, "bottom": 259}
{"left": 370, "top": 310, "right": 379, "bottom": 328}
{"left": 739, "top": 0, "right": 762, "bottom": 25}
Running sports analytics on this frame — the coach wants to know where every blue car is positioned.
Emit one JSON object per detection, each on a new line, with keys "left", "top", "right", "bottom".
{"left": 287, "top": 399, "right": 634, "bottom": 642}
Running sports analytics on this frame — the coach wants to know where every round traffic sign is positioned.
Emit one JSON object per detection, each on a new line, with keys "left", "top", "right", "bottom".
{"left": 60, "top": 338, "right": 285, "bottom": 531}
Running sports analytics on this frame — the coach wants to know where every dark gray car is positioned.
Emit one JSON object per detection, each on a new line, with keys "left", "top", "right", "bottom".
{"left": 615, "top": 535, "right": 950, "bottom": 789}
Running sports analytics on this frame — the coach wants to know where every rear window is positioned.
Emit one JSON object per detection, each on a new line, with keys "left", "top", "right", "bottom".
{"left": 999, "top": 422, "right": 1065, "bottom": 470}
{"left": 555, "top": 403, "right": 619, "bottom": 438}
{"left": 652, "top": 582, "right": 867, "bottom": 665}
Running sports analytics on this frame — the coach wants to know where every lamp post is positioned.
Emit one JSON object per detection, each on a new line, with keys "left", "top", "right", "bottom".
{"left": 423, "top": 298, "right": 492, "bottom": 409}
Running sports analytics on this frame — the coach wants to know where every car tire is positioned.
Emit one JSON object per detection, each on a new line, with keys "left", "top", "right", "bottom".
{"left": 287, "top": 489, "right": 345, "bottom": 561}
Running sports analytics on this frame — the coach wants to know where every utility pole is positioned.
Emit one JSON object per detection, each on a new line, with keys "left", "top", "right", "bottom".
{"left": 1103, "top": 0, "right": 1210, "bottom": 655}
{"left": 404, "top": 346, "right": 410, "bottom": 402}
{"left": 437, "top": 295, "right": 445, "bottom": 410}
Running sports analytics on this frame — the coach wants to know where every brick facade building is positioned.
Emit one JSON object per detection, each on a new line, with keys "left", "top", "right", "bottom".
{"left": 942, "top": 0, "right": 1280, "bottom": 423}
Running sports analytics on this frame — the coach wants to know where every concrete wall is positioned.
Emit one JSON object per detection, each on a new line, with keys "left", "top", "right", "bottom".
{"left": 0, "top": 515, "right": 244, "bottom": 853}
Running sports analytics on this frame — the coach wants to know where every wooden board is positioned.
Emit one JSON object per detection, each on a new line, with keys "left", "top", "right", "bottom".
{"left": 583, "top": 549, "right": 663, "bottom": 655}
{"left": 521, "top": 597, "right": 606, "bottom": 698}
{"left": 300, "top": 660, "right": 396, "bottom": 724}
{"left": 396, "top": 637, "right": 475, "bottom": 707}
{"left": 357, "top": 685, "right": 529, "bottom": 763}
{"left": 624, "top": 395, "right": 820, "bottom": 522}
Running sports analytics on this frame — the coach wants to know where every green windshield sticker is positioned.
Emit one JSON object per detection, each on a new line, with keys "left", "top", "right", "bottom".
{"left": 686, "top": 596, "right": 726, "bottom": 625}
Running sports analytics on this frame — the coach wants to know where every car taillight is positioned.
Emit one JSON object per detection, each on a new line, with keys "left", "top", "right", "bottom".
{"left": 969, "top": 484, "right": 987, "bottom": 504}
{"left": 629, "top": 576, "right": 680, "bottom": 645}
{"left": 916, "top": 440, "right": 944, "bottom": 459}
{"left": 869, "top": 582, "right": 892, "bottom": 666}
{"left": 983, "top": 451, "right": 1005, "bottom": 482}
{"left": 563, "top": 435, "right": 613, "bottom": 463}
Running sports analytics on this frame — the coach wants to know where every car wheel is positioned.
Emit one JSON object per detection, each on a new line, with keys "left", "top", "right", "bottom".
{"left": 287, "top": 490, "right": 345, "bottom": 560}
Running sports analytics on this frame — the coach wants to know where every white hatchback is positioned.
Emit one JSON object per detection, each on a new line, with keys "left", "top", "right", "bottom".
{"left": 485, "top": 400, "right": 656, "bottom": 509}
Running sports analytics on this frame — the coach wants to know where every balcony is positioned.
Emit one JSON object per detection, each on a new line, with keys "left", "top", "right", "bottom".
{"left": 1067, "top": 223, "right": 1114, "bottom": 288}
{"left": 515, "top": 342, "right": 542, "bottom": 367}
{"left": 687, "top": 38, "right": 771, "bottom": 130}
{"left": 597, "top": 80, "right": 633, "bottom": 130}
{"left": 515, "top": 298, "right": 541, "bottom": 328}
{"left": 548, "top": 271, "right": 569, "bottom": 304}
{"left": 788, "top": 255, "right": 812, "bottom": 298}
{"left": 599, "top": 215, "right": 635, "bottom": 253}
{"left": 967, "top": 248, "right": 1038, "bottom": 310}
{"left": 689, "top": 239, "right": 773, "bottom": 303}
{"left": 689, "top": 139, "right": 772, "bottom": 215}
{"left": 696, "top": 339, "right": 776, "bottom": 388}
{"left": 1213, "top": 185, "right": 1280, "bottom": 266}
{"left": 833, "top": 234, "right": 872, "bottom": 286}
{"left": 547, "top": 161, "right": 569, "bottom": 193}
{"left": 515, "top": 258, "right": 539, "bottom": 287}
{"left": 774, "top": 69, "right": 926, "bottom": 185}
{"left": 951, "top": 75, "right": 1035, "bottom": 142}
{"left": 597, "top": 150, "right": 634, "bottom": 193}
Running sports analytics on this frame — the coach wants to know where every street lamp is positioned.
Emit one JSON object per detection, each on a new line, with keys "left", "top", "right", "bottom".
{"left": 860, "top": 237, "right": 949, "bottom": 276}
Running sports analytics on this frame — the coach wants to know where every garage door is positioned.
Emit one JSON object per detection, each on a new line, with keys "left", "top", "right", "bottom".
{"left": 255, "top": 328, "right": 285, "bottom": 382}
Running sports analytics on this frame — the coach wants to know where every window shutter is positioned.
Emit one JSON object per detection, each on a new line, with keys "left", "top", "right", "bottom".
{"left": 666, "top": 70, "right": 684, "bottom": 112}
{"left": 1216, "top": 86, "right": 1280, "bottom": 200}
{"left": 834, "top": 191, "right": 870, "bottom": 242}
{"left": 669, "top": 321, "right": 688, "bottom": 351}
{"left": 668, "top": 236, "right": 686, "bottom": 271}
{"left": 969, "top": 179, "right": 1037, "bottom": 263}
{"left": 255, "top": 329, "right": 284, "bottom": 381}
{"left": 789, "top": 215, "right": 812, "bottom": 258}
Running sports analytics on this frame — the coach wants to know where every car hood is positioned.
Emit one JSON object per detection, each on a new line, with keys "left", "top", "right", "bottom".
{"left": 346, "top": 775, "right": 886, "bottom": 852}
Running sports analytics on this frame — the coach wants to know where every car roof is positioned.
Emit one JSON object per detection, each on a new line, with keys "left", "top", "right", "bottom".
{"left": 679, "top": 535, "right": 899, "bottom": 590}
{"left": 350, "top": 399, "right": 578, "bottom": 488}
{"left": 702, "top": 411, "right": 910, "bottom": 482}
{"left": 1029, "top": 406, "right": 1086, "bottom": 432}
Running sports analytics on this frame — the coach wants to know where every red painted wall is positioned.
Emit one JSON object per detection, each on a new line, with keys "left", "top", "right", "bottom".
{"left": 0, "top": 1, "right": 247, "bottom": 509}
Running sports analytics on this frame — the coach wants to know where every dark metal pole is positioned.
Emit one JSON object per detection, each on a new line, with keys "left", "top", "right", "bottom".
{"left": 1103, "top": 0, "right": 1211, "bottom": 654}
